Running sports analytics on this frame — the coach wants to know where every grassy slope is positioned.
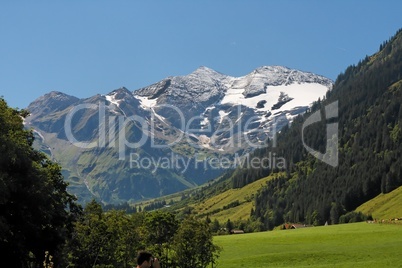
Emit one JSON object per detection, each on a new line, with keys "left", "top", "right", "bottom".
{"left": 355, "top": 186, "right": 402, "bottom": 220}
{"left": 134, "top": 174, "right": 277, "bottom": 223}
{"left": 213, "top": 222, "right": 402, "bottom": 268}
{"left": 192, "top": 175, "right": 277, "bottom": 223}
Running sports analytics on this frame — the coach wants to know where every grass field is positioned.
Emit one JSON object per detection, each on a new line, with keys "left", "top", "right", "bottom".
{"left": 212, "top": 222, "right": 402, "bottom": 267}
{"left": 193, "top": 174, "right": 278, "bottom": 223}
{"left": 356, "top": 186, "right": 402, "bottom": 220}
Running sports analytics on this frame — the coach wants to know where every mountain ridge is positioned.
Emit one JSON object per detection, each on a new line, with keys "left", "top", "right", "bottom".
{"left": 27, "top": 66, "right": 332, "bottom": 109}
{"left": 25, "top": 65, "right": 333, "bottom": 204}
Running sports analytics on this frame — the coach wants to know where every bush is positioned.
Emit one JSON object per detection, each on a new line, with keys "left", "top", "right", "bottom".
{"left": 339, "top": 211, "right": 372, "bottom": 223}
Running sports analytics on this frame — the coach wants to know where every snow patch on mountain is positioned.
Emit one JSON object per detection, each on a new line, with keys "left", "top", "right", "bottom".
{"left": 102, "top": 87, "right": 140, "bottom": 117}
{"left": 221, "top": 82, "right": 327, "bottom": 113}
{"left": 218, "top": 110, "right": 230, "bottom": 124}
{"left": 105, "top": 94, "right": 120, "bottom": 106}
{"left": 137, "top": 95, "right": 158, "bottom": 109}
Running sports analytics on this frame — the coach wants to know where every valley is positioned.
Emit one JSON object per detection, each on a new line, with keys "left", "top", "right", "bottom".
{"left": 2, "top": 2, "right": 402, "bottom": 267}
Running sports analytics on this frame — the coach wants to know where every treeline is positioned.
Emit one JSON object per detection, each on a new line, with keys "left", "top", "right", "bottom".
{"left": 143, "top": 200, "right": 168, "bottom": 211}
{"left": 62, "top": 200, "right": 220, "bottom": 268}
{"left": 103, "top": 201, "right": 138, "bottom": 213}
{"left": 103, "top": 199, "right": 169, "bottom": 213}
{"left": 232, "top": 28, "right": 402, "bottom": 230}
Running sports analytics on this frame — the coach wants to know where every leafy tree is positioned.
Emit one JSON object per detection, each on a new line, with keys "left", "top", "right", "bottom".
{"left": 225, "top": 218, "right": 234, "bottom": 233}
{"left": 310, "top": 210, "right": 322, "bottom": 226}
{"left": 330, "top": 202, "right": 345, "bottom": 225}
{"left": 103, "top": 210, "right": 141, "bottom": 267}
{"left": 210, "top": 219, "right": 220, "bottom": 233}
{"left": 64, "top": 200, "right": 142, "bottom": 268}
{"left": 0, "top": 98, "right": 81, "bottom": 267}
{"left": 64, "top": 200, "right": 109, "bottom": 267}
{"left": 339, "top": 211, "right": 372, "bottom": 223}
{"left": 172, "top": 217, "right": 220, "bottom": 268}
{"left": 143, "top": 210, "right": 178, "bottom": 266}
{"left": 61, "top": 200, "right": 222, "bottom": 267}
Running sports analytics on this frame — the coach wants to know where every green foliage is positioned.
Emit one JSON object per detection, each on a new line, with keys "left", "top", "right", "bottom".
{"left": 172, "top": 217, "right": 221, "bottom": 268}
{"left": 142, "top": 210, "right": 178, "bottom": 266}
{"left": 330, "top": 202, "right": 345, "bottom": 225}
{"left": 64, "top": 200, "right": 143, "bottom": 267}
{"left": 211, "top": 219, "right": 221, "bottom": 233}
{"left": 0, "top": 98, "right": 81, "bottom": 267}
{"left": 222, "top": 200, "right": 240, "bottom": 210}
{"left": 389, "top": 123, "right": 401, "bottom": 143}
{"left": 338, "top": 211, "right": 372, "bottom": 224}
{"left": 64, "top": 200, "right": 220, "bottom": 268}
{"left": 143, "top": 199, "right": 167, "bottom": 211}
{"left": 225, "top": 219, "right": 233, "bottom": 233}
{"left": 103, "top": 201, "right": 137, "bottom": 213}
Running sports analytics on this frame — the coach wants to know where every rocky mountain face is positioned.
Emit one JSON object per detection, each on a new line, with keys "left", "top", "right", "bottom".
{"left": 25, "top": 66, "right": 332, "bottom": 204}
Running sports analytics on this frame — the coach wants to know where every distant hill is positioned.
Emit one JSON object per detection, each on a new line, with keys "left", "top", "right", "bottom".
{"left": 356, "top": 186, "right": 402, "bottom": 220}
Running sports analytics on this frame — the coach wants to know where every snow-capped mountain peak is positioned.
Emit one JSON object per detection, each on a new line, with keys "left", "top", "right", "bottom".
{"left": 134, "top": 65, "right": 332, "bottom": 108}
{"left": 105, "top": 87, "right": 132, "bottom": 104}
{"left": 132, "top": 65, "right": 333, "bottom": 151}
{"left": 187, "top": 66, "right": 230, "bottom": 81}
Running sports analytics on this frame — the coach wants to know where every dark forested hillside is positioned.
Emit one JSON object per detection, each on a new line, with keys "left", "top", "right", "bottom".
{"left": 232, "top": 29, "right": 402, "bottom": 229}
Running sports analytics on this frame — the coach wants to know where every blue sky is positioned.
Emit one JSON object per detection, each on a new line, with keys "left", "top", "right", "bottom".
{"left": 1, "top": 1, "right": 401, "bottom": 109}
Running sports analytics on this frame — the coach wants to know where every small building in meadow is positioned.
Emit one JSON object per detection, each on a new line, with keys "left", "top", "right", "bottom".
{"left": 282, "top": 223, "right": 309, "bottom": 230}
{"left": 230, "top": 229, "right": 245, "bottom": 234}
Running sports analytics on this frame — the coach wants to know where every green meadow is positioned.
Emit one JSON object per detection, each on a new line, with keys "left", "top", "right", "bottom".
{"left": 356, "top": 186, "right": 402, "bottom": 220}
{"left": 212, "top": 222, "right": 402, "bottom": 267}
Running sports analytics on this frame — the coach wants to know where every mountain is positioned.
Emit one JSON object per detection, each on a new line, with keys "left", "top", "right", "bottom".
{"left": 213, "top": 28, "right": 402, "bottom": 229}
{"left": 25, "top": 66, "right": 332, "bottom": 204}
{"left": 136, "top": 66, "right": 331, "bottom": 152}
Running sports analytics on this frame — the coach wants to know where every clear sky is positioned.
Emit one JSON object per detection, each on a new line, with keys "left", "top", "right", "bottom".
{"left": 1, "top": 1, "right": 401, "bottom": 109}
